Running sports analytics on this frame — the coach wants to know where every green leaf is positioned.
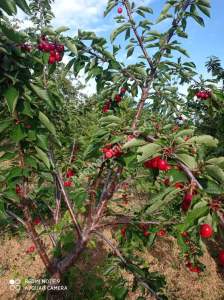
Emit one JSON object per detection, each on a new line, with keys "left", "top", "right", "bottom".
{"left": 64, "top": 39, "right": 78, "bottom": 55}
{"left": 206, "top": 157, "right": 224, "bottom": 168}
{"left": 198, "top": 0, "right": 211, "bottom": 8}
{"left": 146, "top": 187, "right": 178, "bottom": 214}
{"left": 34, "top": 146, "right": 50, "bottom": 169}
{"left": 205, "top": 165, "right": 224, "bottom": 183}
{"left": 138, "top": 6, "right": 153, "bottom": 14}
{"left": 0, "top": 0, "right": 17, "bottom": 15}
{"left": 174, "top": 129, "right": 194, "bottom": 138}
{"left": 127, "top": 46, "right": 134, "bottom": 58}
{"left": 0, "top": 120, "right": 11, "bottom": 134}
{"left": 99, "top": 115, "right": 121, "bottom": 124}
{"left": 55, "top": 26, "right": 70, "bottom": 33}
{"left": 110, "top": 23, "right": 131, "bottom": 42}
{"left": 191, "top": 15, "right": 205, "bottom": 26}
{"left": 39, "top": 111, "right": 57, "bottom": 137}
{"left": 1, "top": 23, "right": 24, "bottom": 42}
{"left": 4, "top": 87, "right": 19, "bottom": 113}
{"left": 175, "top": 153, "right": 197, "bottom": 170}
{"left": 177, "top": 206, "right": 209, "bottom": 232}
{"left": 122, "top": 138, "right": 147, "bottom": 149}
{"left": 10, "top": 125, "right": 26, "bottom": 142}
{"left": 197, "top": 4, "right": 210, "bottom": 17}
{"left": 187, "top": 135, "right": 218, "bottom": 148}
{"left": 0, "top": 152, "right": 16, "bottom": 162}
{"left": 137, "top": 143, "right": 162, "bottom": 162}
{"left": 15, "top": 0, "right": 30, "bottom": 14}
{"left": 104, "top": 1, "right": 117, "bottom": 17}
{"left": 156, "top": 12, "right": 172, "bottom": 24}
{"left": 30, "top": 83, "right": 50, "bottom": 102}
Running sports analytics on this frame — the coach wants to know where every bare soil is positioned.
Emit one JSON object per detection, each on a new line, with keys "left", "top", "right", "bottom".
{"left": 0, "top": 231, "right": 224, "bottom": 300}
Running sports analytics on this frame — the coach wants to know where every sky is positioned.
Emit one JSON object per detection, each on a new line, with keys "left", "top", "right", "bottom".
{"left": 18, "top": 0, "right": 224, "bottom": 94}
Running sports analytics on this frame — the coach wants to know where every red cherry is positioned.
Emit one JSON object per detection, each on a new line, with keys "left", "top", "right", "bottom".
{"left": 181, "top": 231, "right": 189, "bottom": 238}
{"left": 114, "top": 94, "right": 122, "bottom": 103}
{"left": 163, "top": 178, "right": 170, "bottom": 186}
{"left": 66, "top": 169, "right": 75, "bottom": 178}
{"left": 121, "top": 227, "right": 126, "bottom": 237}
{"left": 199, "top": 224, "right": 213, "bottom": 238}
{"left": 157, "top": 159, "right": 169, "bottom": 171}
{"left": 64, "top": 181, "right": 72, "bottom": 187}
{"left": 26, "top": 245, "right": 35, "bottom": 254}
{"left": 42, "top": 42, "right": 50, "bottom": 52}
{"left": 183, "top": 193, "right": 193, "bottom": 202}
{"left": 218, "top": 250, "right": 224, "bottom": 265}
{"left": 49, "top": 43, "right": 55, "bottom": 51}
{"left": 25, "top": 124, "right": 32, "bottom": 129}
{"left": 48, "top": 55, "right": 56, "bottom": 64}
{"left": 105, "top": 150, "right": 114, "bottom": 159}
{"left": 189, "top": 266, "right": 201, "bottom": 273}
{"left": 16, "top": 185, "right": 22, "bottom": 195}
{"left": 181, "top": 200, "right": 191, "bottom": 212}
{"left": 112, "top": 145, "right": 122, "bottom": 157}
{"left": 117, "top": 7, "right": 123, "bottom": 14}
{"left": 56, "top": 44, "right": 64, "bottom": 52}
{"left": 175, "top": 182, "right": 184, "bottom": 189}
{"left": 157, "top": 229, "right": 166, "bottom": 237}
{"left": 120, "top": 87, "right": 126, "bottom": 94}
{"left": 55, "top": 51, "right": 61, "bottom": 62}
{"left": 143, "top": 231, "right": 150, "bottom": 237}
{"left": 33, "top": 217, "right": 41, "bottom": 225}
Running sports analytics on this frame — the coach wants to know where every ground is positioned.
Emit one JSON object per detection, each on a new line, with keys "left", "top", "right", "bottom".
{"left": 0, "top": 230, "right": 224, "bottom": 300}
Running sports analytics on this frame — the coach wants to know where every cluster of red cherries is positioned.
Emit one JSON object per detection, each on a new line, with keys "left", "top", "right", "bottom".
{"left": 144, "top": 156, "right": 171, "bottom": 171}
{"left": 182, "top": 224, "right": 213, "bottom": 272}
{"left": 195, "top": 90, "right": 211, "bottom": 100}
{"left": 102, "top": 87, "right": 127, "bottom": 113}
{"left": 37, "top": 36, "right": 64, "bottom": 64}
{"left": 64, "top": 168, "right": 75, "bottom": 187}
{"left": 101, "top": 144, "right": 122, "bottom": 159}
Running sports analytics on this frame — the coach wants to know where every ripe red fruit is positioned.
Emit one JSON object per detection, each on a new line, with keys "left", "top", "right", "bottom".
{"left": 56, "top": 44, "right": 64, "bottom": 52}
{"left": 105, "top": 150, "right": 114, "bottom": 159}
{"left": 157, "top": 229, "right": 166, "bottom": 237}
{"left": 189, "top": 266, "right": 201, "bottom": 273}
{"left": 49, "top": 43, "right": 55, "bottom": 51}
{"left": 114, "top": 94, "right": 122, "bottom": 103}
{"left": 120, "top": 87, "right": 126, "bottom": 94}
{"left": 175, "top": 182, "right": 184, "bottom": 189}
{"left": 112, "top": 145, "right": 122, "bottom": 157}
{"left": 64, "top": 181, "right": 72, "bottom": 187}
{"left": 199, "top": 224, "right": 213, "bottom": 238}
{"left": 15, "top": 185, "right": 22, "bottom": 195}
{"left": 66, "top": 169, "right": 75, "bottom": 178}
{"left": 183, "top": 193, "right": 193, "bottom": 202}
{"left": 163, "top": 178, "right": 170, "bottom": 186}
{"left": 55, "top": 51, "right": 61, "bottom": 62}
{"left": 117, "top": 7, "right": 123, "bottom": 14}
{"left": 25, "top": 124, "right": 32, "bottom": 129}
{"left": 144, "top": 156, "right": 160, "bottom": 169}
{"left": 143, "top": 231, "right": 150, "bottom": 237}
{"left": 33, "top": 217, "right": 41, "bottom": 225}
{"left": 181, "top": 231, "right": 189, "bottom": 238}
{"left": 48, "top": 55, "right": 56, "bottom": 64}
{"left": 26, "top": 245, "right": 35, "bottom": 254}
{"left": 218, "top": 250, "right": 224, "bottom": 265}
{"left": 157, "top": 159, "right": 170, "bottom": 171}
{"left": 121, "top": 227, "right": 126, "bottom": 237}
